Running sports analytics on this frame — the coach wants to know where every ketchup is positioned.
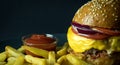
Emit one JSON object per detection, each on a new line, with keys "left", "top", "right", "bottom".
{"left": 23, "top": 34, "right": 57, "bottom": 51}
{"left": 23, "top": 34, "right": 57, "bottom": 57}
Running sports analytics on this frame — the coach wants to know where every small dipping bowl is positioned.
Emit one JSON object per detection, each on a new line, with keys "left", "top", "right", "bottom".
{"left": 22, "top": 34, "right": 57, "bottom": 56}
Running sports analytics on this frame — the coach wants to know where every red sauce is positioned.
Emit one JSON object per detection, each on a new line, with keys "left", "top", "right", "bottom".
{"left": 24, "top": 34, "right": 56, "bottom": 51}
{"left": 25, "top": 34, "right": 55, "bottom": 44}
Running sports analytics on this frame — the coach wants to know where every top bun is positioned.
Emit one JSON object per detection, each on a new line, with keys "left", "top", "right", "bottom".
{"left": 72, "top": 0, "right": 120, "bottom": 29}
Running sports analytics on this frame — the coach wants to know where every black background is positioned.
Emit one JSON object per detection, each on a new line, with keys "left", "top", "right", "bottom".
{"left": 1, "top": 0, "right": 89, "bottom": 40}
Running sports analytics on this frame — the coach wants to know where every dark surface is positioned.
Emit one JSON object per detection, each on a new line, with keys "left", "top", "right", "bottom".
{"left": 0, "top": 33, "right": 67, "bottom": 52}
{"left": 1, "top": 0, "right": 90, "bottom": 40}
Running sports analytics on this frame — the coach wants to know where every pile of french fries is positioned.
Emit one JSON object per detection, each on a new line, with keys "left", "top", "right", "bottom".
{"left": 0, "top": 42, "right": 89, "bottom": 65}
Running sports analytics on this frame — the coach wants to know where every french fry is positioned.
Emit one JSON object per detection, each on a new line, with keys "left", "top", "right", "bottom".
{"left": 23, "top": 62, "right": 32, "bottom": 65}
{"left": 25, "top": 55, "right": 47, "bottom": 65}
{"left": 66, "top": 54, "right": 90, "bottom": 65}
{"left": 57, "top": 55, "right": 72, "bottom": 65}
{"left": 54, "top": 63, "right": 60, "bottom": 65}
{"left": 0, "top": 62, "right": 6, "bottom": 65}
{"left": 0, "top": 42, "right": 92, "bottom": 65}
{"left": 48, "top": 51, "right": 56, "bottom": 65}
{"left": 57, "top": 42, "right": 68, "bottom": 57}
{"left": 17, "top": 46, "right": 25, "bottom": 53}
{"left": 13, "top": 56, "right": 24, "bottom": 65}
{"left": 0, "top": 52, "right": 7, "bottom": 62}
{"left": 5, "top": 46, "right": 24, "bottom": 57}
{"left": 5, "top": 57, "right": 16, "bottom": 65}
{"left": 23, "top": 46, "right": 48, "bottom": 58}
{"left": 56, "top": 47, "right": 62, "bottom": 51}
{"left": 57, "top": 55, "right": 66, "bottom": 64}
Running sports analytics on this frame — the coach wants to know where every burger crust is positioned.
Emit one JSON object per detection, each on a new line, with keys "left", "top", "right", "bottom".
{"left": 72, "top": 0, "right": 120, "bottom": 29}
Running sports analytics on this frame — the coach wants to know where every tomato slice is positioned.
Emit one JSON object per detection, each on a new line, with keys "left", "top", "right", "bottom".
{"left": 93, "top": 27, "right": 120, "bottom": 36}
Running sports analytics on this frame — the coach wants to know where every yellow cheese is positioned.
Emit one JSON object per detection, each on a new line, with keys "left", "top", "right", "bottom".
{"left": 67, "top": 26, "right": 120, "bottom": 52}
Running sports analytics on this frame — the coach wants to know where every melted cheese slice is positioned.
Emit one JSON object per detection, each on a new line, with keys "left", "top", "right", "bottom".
{"left": 67, "top": 27, "right": 120, "bottom": 52}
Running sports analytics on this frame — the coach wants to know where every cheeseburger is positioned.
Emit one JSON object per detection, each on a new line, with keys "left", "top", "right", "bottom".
{"left": 67, "top": 0, "right": 120, "bottom": 65}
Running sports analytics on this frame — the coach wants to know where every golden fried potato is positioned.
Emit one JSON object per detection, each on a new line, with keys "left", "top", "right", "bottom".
{"left": 6, "top": 57, "right": 16, "bottom": 65}
{"left": 57, "top": 55, "right": 66, "bottom": 64}
{"left": 5, "top": 46, "right": 24, "bottom": 57}
{"left": 57, "top": 42, "right": 68, "bottom": 57}
{"left": 13, "top": 56, "right": 24, "bottom": 65}
{"left": 17, "top": 46, "right": 25, "bottom": 53}
{"left": 25, "top": 55, "right": 47, "bottom": 65}
{"left": 23, "top": 62, "right": 32, "bottom": 65}
{"left": 57, "top": 55, "right": 72, "bottom": 65}
{"left": 47, "top": 51, "right": 56, "bottom": 65}
{"left": 0, "top": 52, "right": 7, "bottom": 62}
{"left": 0, "top": 62, "right": 6, "bottom": 65}
{"left": 0, "top": 41, "right": 90, "bottom": 65}
{"left": 23, "top": 46, "right": 49, "bottom": 58}
{"left": 54, "top": 63, "right": 60, "bottom": 65}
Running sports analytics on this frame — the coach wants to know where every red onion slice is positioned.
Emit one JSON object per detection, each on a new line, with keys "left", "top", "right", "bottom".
{"left": 71, "top": 22, "right": 90, "bottom": 29}
{"left": 72, "top": 22, "right": 98, "bottom": 34}
{"left": 71, "top": 22, "right": 110, "bottom": 39}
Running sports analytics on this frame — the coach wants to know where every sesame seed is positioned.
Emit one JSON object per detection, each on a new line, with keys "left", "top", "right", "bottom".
{"left": 106, "top": 0, "right": 114, "bottom": 4}
{"left": 98, "top": 7, "right": 100, "bottom": 10}
{"left": 93, "top": 4, "right": 96, "bottom": 7}
{"left": 96, "top": 13, "right": 99, "bottom": 16}
{"left": 106, "top": 0, "right": 109, "bottom": 1}
{"left": 92, "top": 9, "right": 95, "bottom": 12}
{"left": 93, "top": 13, "right": 95, "bottom": 15}
{"left": 103, "top": 18, "right": 105, "bottom": 21}
{"left": 111, "top": 5, "right": 114, "bottom": 7}
{"left": 103, "top": 10, "right": 106, "bottom": 12}
{"left": 85, "top": 13, "right": 87, "bottom": 16}
{"left": 115, "top": 16, "right": 118, "bottom": 18}
{"left": 115, "top": 18, "right": 118, "bottom": 21}
{"left": 91, "top": 5, "right": 94, "bottom": 8}
{"left": 75, "top": 19, "right": 77, "bottom": 22}
{"left": 103, "top": 5, "right": 106, "bottom": 7}
{"left": 101, "top": 2, "right": 104, "bottom": 4}
{"left": 112, "top": 13, "right": 115, "bottom": 16}
{"left": 94, "top": 14, "right": 97, "bottom": 17}
{"left": 114, "top": 8, "right": 117, "bottom": 10}
{"left": 100, "top": 10, "right": 103, "bottom": 13}
{"left": 89, "top": 12, "right": 92, "bottom": 15}
{"left": 82, "top": 19, "right": 84, "bottom": 22}
{"left": 99, "top": 6, "right": 102, "bottom": 9}
{"left": 102, "top": 14, "right": 105, "bottom": 16}
{"left": 105, "top": 15, "right": 108, "bottom": 18}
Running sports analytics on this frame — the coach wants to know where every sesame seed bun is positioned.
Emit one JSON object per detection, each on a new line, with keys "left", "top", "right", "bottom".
{"left": 73, "top": 0, "right": 120, "bottom": 29}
